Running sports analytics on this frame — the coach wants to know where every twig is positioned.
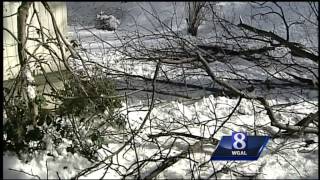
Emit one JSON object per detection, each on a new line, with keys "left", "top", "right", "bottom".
{"left": 9, "top": 168, "right": 41, "bottom": 179}
{"left": 71, "top": 61, "right": 161, "bottom": 179}
{"left": 142, "top": 138, "right": 219, "bottom": 179}
{"left": 56, "top": 171, "right": 61, "bottom": 180}
{"left": 197, "top": 51, "right": 318, "bottom": 134}
{"left": 238, "top": 21, "right": 318, "bottom": 63}
{"left": 46, "top": 160, "right": 49, "bottom": 179}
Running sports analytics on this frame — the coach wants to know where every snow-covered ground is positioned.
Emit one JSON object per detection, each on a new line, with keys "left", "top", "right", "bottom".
{"left": 3, "top": 95, "right": 318, "bottom": 179}
{"left": 3, "top": 2, "right": 318, "bottom": 179}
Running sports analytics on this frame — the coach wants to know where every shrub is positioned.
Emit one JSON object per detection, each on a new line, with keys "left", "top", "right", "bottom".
{"left": 95, "top": 11, "right": 120, "bottom": 31}
{"left": 3, "top": 74, "right": 125, "bottom": 162}
{"left": 57, "top": 77, "right": 123, "bottom": 118}
{"left": 3, "top": 94, "right": 49, "bottom": 160}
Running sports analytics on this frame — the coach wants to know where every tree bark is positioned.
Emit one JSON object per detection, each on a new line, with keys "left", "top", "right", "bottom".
{"left": 17, "top": 2, "right": 32, "bottom": 66}
{"left": 17, "top": 2, "right": 38, "bottom": 127}
{"left": 238, "top": 22, "right": 319, "bottom": 64}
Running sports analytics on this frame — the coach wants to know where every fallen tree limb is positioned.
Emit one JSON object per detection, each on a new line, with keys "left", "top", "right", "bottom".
{"left": 197, "top": 51, "right": 249, "bottom": 98}
{"left": 148, "top": 132, "right": 214, "bottom": 141}
{"left": 116, "top": 87, "right": 193, "bottom": 99}
{"left": 197, "top": 52, "right": 318, "bottom": 134}
{"left": 197, "top": 45, "right": 275, "bottom": 56}
{"left": 142, "top": 138, "right": 219, "bottom": 179}
{"left": 285, "top": 72, "right": 318, "bottom": 88}
{"left": 276, "top": 110, "right": 319, "bottom": 137}
{"left": 71, "top": 62, "right": 161, "bottom": 180}
{"left": 257, "top": 97, "right": 318, "bottom": 134}
{"left": 238, "top": 22, "right": 318, "bottom": 63}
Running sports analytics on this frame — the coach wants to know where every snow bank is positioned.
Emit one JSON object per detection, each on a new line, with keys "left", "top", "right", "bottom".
{"left": 4, "top": 94, "right": 318, "bottom": 179}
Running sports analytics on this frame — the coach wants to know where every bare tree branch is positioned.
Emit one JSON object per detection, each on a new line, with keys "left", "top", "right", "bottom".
{"left": 238, "top": 22, "right": 318, "bottom": 63}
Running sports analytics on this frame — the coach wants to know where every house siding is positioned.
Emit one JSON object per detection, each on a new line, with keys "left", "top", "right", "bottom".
{"left": 3, "top": 2, "right": 68, "bottom": 80}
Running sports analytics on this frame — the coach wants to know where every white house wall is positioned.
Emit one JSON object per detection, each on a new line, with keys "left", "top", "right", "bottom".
{"left": 3, "top": 2, "right": 68, "bottom": 81}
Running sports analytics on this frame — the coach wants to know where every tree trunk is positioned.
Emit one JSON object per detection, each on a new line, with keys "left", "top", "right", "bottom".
{"left": 186, "top": 2, "right": 205, "bottom": 37}
{"left": 187, "top": 26, "right": 198, "bottom": 36}
{"left": 17, "top": 2, "right": 38, "bottom": 128}
{"left": 17, "top": 2, "right": 32, "bottom": 66}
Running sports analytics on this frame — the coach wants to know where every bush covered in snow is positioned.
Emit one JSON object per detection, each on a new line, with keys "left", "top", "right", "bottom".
{"left": 95, "top": 11, "right": 120, "bottom": 31}
{"left": 3, "top": 94, "right": 48, "bottom": 158}
{"left": 3, "top": 73, "right": 126, "bottom": 163}
{"left": 57, "top": 78, "right": 122, "bottom": 115}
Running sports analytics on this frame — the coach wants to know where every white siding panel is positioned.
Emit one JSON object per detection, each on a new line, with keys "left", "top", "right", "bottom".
{"left": 3, "top": 2, "right": 68, "bottom": 80}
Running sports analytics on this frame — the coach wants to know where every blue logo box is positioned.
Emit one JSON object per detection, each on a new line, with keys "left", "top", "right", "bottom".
{"left": 211, "top": 132, "right": 269, "bottom": 161}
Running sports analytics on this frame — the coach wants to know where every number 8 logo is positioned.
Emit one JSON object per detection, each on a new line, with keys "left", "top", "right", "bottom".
{"left": 232, "top": 132, "right": 246, "bottom": 149}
